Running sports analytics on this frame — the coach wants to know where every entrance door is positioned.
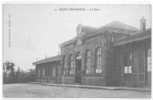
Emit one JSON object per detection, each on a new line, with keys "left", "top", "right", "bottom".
{"left": 75, "top": 53, "right": 82, "bottom": 83}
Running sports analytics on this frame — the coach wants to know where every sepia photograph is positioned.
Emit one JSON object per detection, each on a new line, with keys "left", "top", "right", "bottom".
{"left": 3, "top": 4, "right": 152, "bottom": 98}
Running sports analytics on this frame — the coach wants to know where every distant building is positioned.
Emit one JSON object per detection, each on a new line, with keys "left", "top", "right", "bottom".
{"left": 33, "top": 18, "right": 151, "bottom": 87}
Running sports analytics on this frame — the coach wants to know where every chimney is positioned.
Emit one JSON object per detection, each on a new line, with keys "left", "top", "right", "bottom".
{"left": 140, "top": 17, "right": 146, "bottom": 32}
{"left": 76, "top": 24, "right": 82, "bottom": 35}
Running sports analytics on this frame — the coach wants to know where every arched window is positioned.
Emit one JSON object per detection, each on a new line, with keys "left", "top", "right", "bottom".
{"left": 86, "top": 50, "right": 92, "bottom": 74}
{"left": 96, "top": 47, "right": 103, "bottom": 73}
{"left": 69, "top": 55, "right": 75, "bottom": 75}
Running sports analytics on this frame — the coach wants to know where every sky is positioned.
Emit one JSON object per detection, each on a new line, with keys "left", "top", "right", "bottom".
{"left": 3, "top": 4, "right": 151, "bottom": 71}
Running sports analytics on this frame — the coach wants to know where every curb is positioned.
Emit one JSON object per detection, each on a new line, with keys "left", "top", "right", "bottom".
{"left": 30, "top": 82, "right": 151, "bottom": 92}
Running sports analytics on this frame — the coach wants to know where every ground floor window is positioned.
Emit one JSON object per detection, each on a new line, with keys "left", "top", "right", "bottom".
{"left": 85, "top": 50, "right": 93, "bottom": 74}
{"left": 37, "top": 68, "right": 41, "bottom": 77}
{"left": 96, "top": 47, "right": 103, "bottom": 73}
{"left": 147, "top": 48, "right": 151, "bottom": 72}
{"left": 42, "top": 68, "right": 46, "bottom": 76}
{"left": 52, "top": 67, "right": 56, "bottom": 77}
{"left": 69, "top": 55, "right": 75, "bottom": 75}
{"left": 64, "top": 55, "right": 69, "bottom": 75}
{"left": 124, "top": 51, "right": 133, "bottom": 74}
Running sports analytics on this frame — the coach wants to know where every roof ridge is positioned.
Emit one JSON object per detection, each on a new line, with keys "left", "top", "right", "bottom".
{"left": 103, "top": 21, "right": 139, "bottom": 31}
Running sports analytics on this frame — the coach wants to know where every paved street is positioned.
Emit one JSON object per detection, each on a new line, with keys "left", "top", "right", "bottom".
{"left": 3, "top": 83, "right": 151, "bottom": 98}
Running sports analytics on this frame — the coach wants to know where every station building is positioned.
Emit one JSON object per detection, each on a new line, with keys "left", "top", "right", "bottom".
{"left": 33, "top": 17, "right": 151, "bottom": 87}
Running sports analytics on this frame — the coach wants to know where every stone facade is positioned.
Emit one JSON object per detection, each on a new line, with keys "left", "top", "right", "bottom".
{"left": 33, "top": 19, "right": 151, "bottom": 87}
{"left": 113, "top": 29, "right": 151, "bottom": 87}
{"left": 60, "top": 23, "right": 136, "bottom": 86}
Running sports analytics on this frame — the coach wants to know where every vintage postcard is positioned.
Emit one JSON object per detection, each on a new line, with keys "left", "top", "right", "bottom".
{"left": 3, "top": 4, "right": 152, "bottom": 98}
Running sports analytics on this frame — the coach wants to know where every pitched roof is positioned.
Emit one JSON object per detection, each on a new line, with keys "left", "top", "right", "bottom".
{"left": 60, "top": 21, "right": 139, "bottom": 47}
{"left": 103, "top": 21, "right": 138, "bottom": 32}
{"left": 33, "top": 55, "right": 62, "bottom": 65}
{"left": 81, "top": 21, "right": 138, "bottom": 35}
{"left": 60, "top": 37, "right": 76, "bottom": 48}
{"left": 113, "top": 29, "right": 151, "bottom": 46}
{"left": 81, "top": 25, "right": 97, "bottom": 34}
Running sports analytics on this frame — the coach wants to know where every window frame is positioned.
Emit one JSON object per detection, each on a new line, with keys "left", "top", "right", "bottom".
{"left": 85, "top": 50, "right": 93, "bottom": 74}
{"left": 123, "top": 50, "right": 133, "bottom": 74}
{"left": 147, "top": 48, "right": 151, "bottom": 72}
{"left": 64, "top": 55, "right": 70, "bottom": 76}
{"left": 95, "top": 47, "right": 103, "bottom": 74}
{"left": 69, "top": 54, "right": 75, "bottom": 75}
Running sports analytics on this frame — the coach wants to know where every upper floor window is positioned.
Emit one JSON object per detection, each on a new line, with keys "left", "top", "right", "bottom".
{"left": 86, "top": 50, "right": 92, "bottom": 74}
{"left": 69, "top": 55, "right": 75, "bottom": 75}
{"left": 96, "top": 47, "right": 103, "bottom": 73}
